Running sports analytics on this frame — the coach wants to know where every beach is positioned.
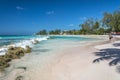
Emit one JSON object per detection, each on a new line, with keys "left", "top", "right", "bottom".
{"left": 0, "top": 0, "right": 120, "bottom": 79}
{"left": 0, "top": 35, "right": 120, "bottom": 80}
{"left": 26, "top": 39, "right": 120, "bottom": 80}
{"left": 36, "top": 46, "right": 120, "bottom": 80}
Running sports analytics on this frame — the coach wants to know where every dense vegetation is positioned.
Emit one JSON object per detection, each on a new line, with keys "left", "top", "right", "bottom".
{"left": 36, "top": 9, "right": 120, "bottom": 35}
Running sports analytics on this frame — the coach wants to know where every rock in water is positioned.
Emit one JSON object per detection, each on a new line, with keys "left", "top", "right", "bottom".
{"left": 6, "top": 47, "right": 25, "bottom": 59}
{"left": 8, "top": 46, "right": 15, "bottom": 50}
{"left": 32, "top": 39, "right": 39, "bottom": 44}
{"left": 0, "top": 58, "right": 10, "bottom": 71}
{"left": 25, "top": 46, "right": 32, "bottom": 53}
{"left": 0, "top": 46, "right": 32, "bottom": 72}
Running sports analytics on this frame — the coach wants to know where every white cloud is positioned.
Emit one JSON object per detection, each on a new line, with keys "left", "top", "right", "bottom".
{"left": 79, "top": 17, "right": 87, "bottom": 21}
{"left": 68, "top": 24, "right": 74, "bottom": 27}
{"left": 16, "top": 6, "right": 24, "bottom": 10}
{"left": 46, "top": 11, "right": 54, "bottom": 15}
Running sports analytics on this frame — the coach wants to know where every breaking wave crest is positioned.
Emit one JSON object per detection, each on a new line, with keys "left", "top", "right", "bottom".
{"left": 0, "top": 36, "right": 49, "bottom": 55}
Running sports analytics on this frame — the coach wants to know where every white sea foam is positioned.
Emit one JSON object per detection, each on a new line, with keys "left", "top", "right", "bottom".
{"left": 0, "top": 36, "right": 49, "bottom": 55}
{"left": 0, "top": 47, "right": 7, "bottom": 55}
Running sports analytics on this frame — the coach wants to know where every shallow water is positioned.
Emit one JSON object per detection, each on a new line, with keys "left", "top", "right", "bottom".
{"left": 0, "top": 35, "right": 101, "bottom": 79}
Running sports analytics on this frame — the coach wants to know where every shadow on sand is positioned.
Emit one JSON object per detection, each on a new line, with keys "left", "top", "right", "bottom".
{"left": 113, "top": 43, "right": 120, "bottom": 47}
{"left": 93, "top": 42, "right": 120, "bottom": 73}
{"left": 93, "top": 42, "right": 120, "bottom": 66}
{"left": 93, "top": 48, "right": 120, "bottom": 66}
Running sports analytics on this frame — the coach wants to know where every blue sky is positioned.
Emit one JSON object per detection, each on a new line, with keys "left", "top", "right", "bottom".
{"left": 0, "top": 0, "right": 119, "bottom": 35}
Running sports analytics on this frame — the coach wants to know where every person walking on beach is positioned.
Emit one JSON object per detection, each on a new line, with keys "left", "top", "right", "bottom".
{"left": 109, "top": 32, "right": 113, "bottom": 40}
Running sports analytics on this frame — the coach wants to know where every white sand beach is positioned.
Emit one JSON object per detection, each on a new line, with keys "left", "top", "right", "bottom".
{"left": 1, "top": 35, "right": 120, "bottom": 80}
{"left": 29, "top": 43, "right": 120, "bottom": 80}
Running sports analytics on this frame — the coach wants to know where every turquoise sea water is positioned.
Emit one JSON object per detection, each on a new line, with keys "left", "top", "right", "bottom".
{"left": 0, "top": 35, "right": 98, "bottom": 55}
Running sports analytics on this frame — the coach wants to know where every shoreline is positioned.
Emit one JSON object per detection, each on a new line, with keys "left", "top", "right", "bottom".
{"left": 34, "top": 39, "right": 120, "bottom": 80}
{"left": 23, "top": 41, "right": 120, "bottom": 80}
{"left": 0, "top": 35, "right": 120, "bottom": 80}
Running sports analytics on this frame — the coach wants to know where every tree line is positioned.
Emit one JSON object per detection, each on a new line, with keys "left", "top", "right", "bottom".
{"left": 36, "top": 9, "right": 120, "bottom": 35}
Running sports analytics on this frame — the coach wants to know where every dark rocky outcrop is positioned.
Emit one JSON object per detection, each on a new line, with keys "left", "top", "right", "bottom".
{"left": 24, "top": 46, "right": 31, "bottom": 53}
{"left": 0, "top": 46, "right": 32, "bottom": 72}
{"left": 0, "top": 57, "right": 10, "bottom": 71}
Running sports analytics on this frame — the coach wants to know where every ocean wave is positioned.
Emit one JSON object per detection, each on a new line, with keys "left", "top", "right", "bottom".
{"left": 0, "top": 36, "right": 49, "bottom": 55}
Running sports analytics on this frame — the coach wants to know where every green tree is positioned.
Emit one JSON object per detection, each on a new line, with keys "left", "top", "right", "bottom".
{"left": 92, "top": 21, "right": 100, "bottom": 34}
{"left": 54, "top": 29, "right": 61, "bottom": 35}
{"left": 96, "top": 28, "right": 105, "bottom": 35}
{"left": 80, "top": 18, "right": 96, "bottom": 34}
{"left": 49, "top": 29, "right": 61, "bottom": 35}
{"left": 102, "top": 9, "right": 120, "bottom": 32}
{"left": 93, "top": 21, "right": 99, "bottom": 30}
{"left": 36, "top": 29, "right": 48, "bottom": 35}
{"left": 49, "top": 30, "right": 54, "bottom": 35}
